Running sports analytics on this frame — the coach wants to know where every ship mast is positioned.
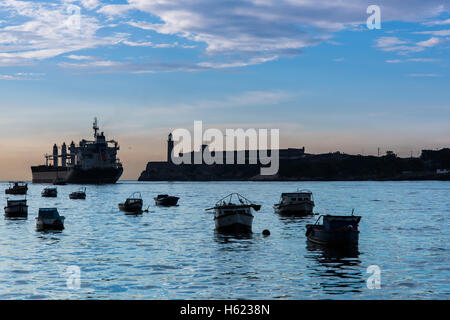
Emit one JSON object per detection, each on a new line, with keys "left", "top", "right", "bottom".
{"left": 93, "top": 117, "right": 99, "bottom": 138}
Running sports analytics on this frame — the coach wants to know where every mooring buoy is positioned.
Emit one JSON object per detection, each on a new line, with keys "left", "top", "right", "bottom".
{"left": 262, "top": 229, "right": 270, "bottom": 236}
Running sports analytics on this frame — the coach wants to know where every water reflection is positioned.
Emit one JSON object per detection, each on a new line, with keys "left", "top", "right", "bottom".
{"left": 277, "top": 215, "right": 315, "bottom": 224}
{"left": 305, "top": 241, "right": 364, "bottom": 294}
{"left": 213, "top": 232, "right": 254, "bottom": 244}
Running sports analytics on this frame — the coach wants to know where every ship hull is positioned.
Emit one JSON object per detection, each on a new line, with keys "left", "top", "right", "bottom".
{"left": 31, "top": 166, "right": 122, "bottom": 184}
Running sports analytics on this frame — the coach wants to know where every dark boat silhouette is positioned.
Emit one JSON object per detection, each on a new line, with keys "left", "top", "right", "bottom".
{"left": 41, "top": 187, "right": 57, "bottom": 197}
{"left": 36, "top": 208, "right": 65, "bottom": 231}
{"left": 69, "top": 187, "right": 86, "bottom": 199}
{"left": 154, "top": 194, "right": 179, "bottom": 206}
{"left": 306, "top": 212, "right": 361, "bottom": 246}
{"left": 5, "top": 182, "right": 28, "bottom": 195}
{"left": 4, "top": 198, "right": 28, "bottom": 218}
{"left": 119, "top": 192, "right": 143, "bottom": 213}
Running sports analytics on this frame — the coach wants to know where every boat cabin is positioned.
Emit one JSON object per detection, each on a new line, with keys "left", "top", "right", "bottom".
{"left": 38, "top": 208, "right": 62, "bottom": 219}
{"left": 322, "top": 215, "right": 361, "bottom": 231}
{"left": 280, "top": 190, "right": 313, "bottom": 204}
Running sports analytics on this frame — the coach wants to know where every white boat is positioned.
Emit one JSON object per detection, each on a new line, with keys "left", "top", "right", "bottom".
{"left": 36, "top": 208, "right": 65, "bottom": 231}
{"left": 207, "top": 193, "right": 261, "bottom": 233}
{"left": 274, "top": 189, "right": 314, "bottom": 215}
{"left": 4, "top": 198, "right": 28, "bottom": 218}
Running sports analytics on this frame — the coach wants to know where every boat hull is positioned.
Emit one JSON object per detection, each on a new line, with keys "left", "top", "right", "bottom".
{"left": 118, "top": 203, "right": 143, "bottom": 213}
{"left": 274, "top": 201, "right": 314, "bottom": 215}
{"left": 31, "top": 166, "right": 122, "bottom": 184}
{"left": 5, "top": 188, "right": 27, "bottom": 195}
{"left": 4, "top": 204, "right": 28, "bottom": 218}
{"left": 214, "top": 208, "right": 253, "bottom": 233}
{"left": 42, "top": 190, "right": 57, "bottom": 197}
{"left": 154, "top": 196, "right": 179, "bottom": 206}
{"left": 69, "top": 193, "right": 86, "bottom": 200}
{"left": 36, "top": 218, "right": 65, "bottom": 231}
{"left": 306, "top": 226, "right": 359, "bottom": 246}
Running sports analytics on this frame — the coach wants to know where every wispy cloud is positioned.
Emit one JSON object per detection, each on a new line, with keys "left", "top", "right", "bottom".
{"left": 386, "top": 58, "right": 438, "bottom": 63}
{"left": 407, "top": 73, "right": 441, "bottom": 77}
{"left": 0, "top": 72, "right": 44, "bottom": 80}
{"left": 375, "top": 36, "right": 449, "bottom": 55}
{"left": 65, "top": 54, "right": 96, "bottom": 60}
{"left": 415, "top": 30, "right": 450, "bottom": 36}
{"left": 423, "top": 18, "right": 450, "bottom": 26}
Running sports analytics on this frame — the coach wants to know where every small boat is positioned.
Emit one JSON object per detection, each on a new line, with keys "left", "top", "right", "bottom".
{"left": 206, "top": 193, "right": 261, "bottom": 233}
{"left": 305, "top": 211, "right": 361, "bottom": 246}
{"left": 53, "top": 178, "right": 67, "bottom": 185}
{"left": 119, "top": 192, "right": 143, "bottom": 213}
{"left": 4, "top": 198, "right": 28, "bottom": 218}
{"left": 5, "top": 182, "right": 28, "bottom": 195}
{"left": 69, "top": 187, "right": 86, "bottom": 199}
{"left": 154, "top": 194, "right": 179, "bottom": 206}
{"left": 36, "top": 208, "right": 65, "bottom": 231}
{"left": 42, "top": 187, "right": 57, "bottom": 197}
{"left": 274, "top": 189, "right": 314, "bottom": 215}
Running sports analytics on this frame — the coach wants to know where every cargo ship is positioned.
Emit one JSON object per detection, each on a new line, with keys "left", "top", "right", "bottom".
{"left": 31, "top": 118, "right": 123, "bottom": 184}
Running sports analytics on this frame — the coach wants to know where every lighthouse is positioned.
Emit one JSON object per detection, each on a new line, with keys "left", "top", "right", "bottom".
{"left": 167, "top": 133, "right": 174, "bottom": 164}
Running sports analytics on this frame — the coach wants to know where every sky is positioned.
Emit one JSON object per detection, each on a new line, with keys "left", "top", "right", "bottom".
{"left": 0, "top": 0, "right": 449, "bottom": 180}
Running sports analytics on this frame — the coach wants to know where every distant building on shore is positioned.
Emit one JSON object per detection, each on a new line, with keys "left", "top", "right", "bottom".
{"left": 166, "top": 133, "right": 306, "bottom": 165}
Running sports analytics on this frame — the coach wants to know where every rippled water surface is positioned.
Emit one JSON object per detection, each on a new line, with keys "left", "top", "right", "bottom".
{"left": 0, "top": 181, "right": 449, "bottom": 299}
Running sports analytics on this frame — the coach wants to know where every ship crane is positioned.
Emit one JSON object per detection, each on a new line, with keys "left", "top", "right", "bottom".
{"left": 93, "top": 117, "right": 99, "bottom": 138}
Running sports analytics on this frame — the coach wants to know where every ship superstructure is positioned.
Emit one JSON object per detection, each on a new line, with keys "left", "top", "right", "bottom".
{"left": 31, "top": 118, "right": 123, "bottom": 184}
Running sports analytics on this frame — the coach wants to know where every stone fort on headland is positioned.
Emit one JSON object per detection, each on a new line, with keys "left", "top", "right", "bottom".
{"left": 138, "top": 134, "right": 450, "bottom": 181}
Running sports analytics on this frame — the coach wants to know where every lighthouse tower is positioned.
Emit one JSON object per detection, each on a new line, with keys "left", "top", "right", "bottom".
{"left": 167, "top": 133, "right": 174, "bottom": 164}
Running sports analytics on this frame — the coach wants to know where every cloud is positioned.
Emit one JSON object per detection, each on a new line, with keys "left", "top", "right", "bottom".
{"left": 65, "top": 54, "right": 96, "bottom": 60}
{"left": 153, "top": 90, "right": 297, "bottom": 114}
{"left": 415, "top": 30, "right": 450, "bottom": 36}
{"left": 0, "top": 72, "right": 44, "bottom": 80}
{"left": 386, "top": 58, "right": 438, "bottom": 63}
{"left": 375, "top": 37, "right": 424, "bottom": 54}
{"left": 1, "top": 0, "right": 450, "bottom": 70}
{"left": 375, "top": 36, "right": 449, "bottom": 55}
{"left": 121, "top": 40, "right": 179, "bottom": 48}
{"left": 417, "top": 37, "right": 446, "bottom": 47}
{"left": 124, "top": 0, "right": 449, "bottom": 58}
{"left": 97, "top": 4, "right": 134, "bottom": 17}
{"left": 423, "top": 18, "right": 450, "bottom": 26}
{"left": 0, "top": 0, "right": 124, "bottom": 66}
{"left": 408, "top": 73, "right": 440, "bottom": 77}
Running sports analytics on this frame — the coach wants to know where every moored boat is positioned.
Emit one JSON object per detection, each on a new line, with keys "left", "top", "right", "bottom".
{"left": 305, "top": 212, "right": 361, "bottom": 246}
{"left": 274, "top": 189, "right": 314, "bottom": 215}
{"left": 119, "top": 192, "right": 143, "bottom": 213}
{"left": 154, "top": 194, "right": 179, "bottom": 206}
{"left": 207, "top": 193, "right": 261, "bottom": 233}
{"left": 4, "top": 198, "right": 28, "bottom": 218}
{"left": 5, "top": 182, "right": 28, "bottom": 195}
{"left": 36, "top": 208, "right": 65, "bottom": 231}
{"left": 69, "top": 187, "right": 86, "bottom": 199}
{"left": 42, "top": 187, "right": 57, "bottom": 197}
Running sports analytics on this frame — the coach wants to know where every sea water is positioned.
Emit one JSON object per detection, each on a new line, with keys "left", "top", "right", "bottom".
{"left": 0, "top": 181, "right": 448, "bottom": 299}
